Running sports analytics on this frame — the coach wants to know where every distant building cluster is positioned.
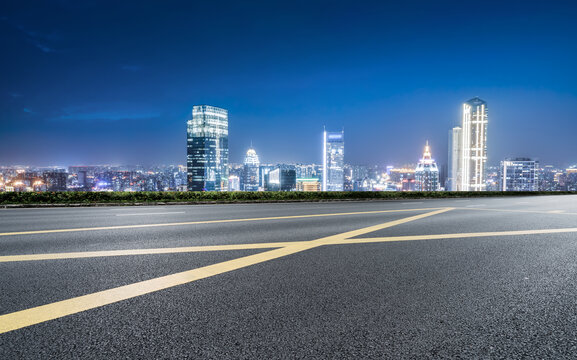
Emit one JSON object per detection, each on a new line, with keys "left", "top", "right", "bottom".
{"left": 1, "top": 100, "right": 575, "bottom": 193}
{"left": 0, "top": 165, "right": 187, "bottom": 192}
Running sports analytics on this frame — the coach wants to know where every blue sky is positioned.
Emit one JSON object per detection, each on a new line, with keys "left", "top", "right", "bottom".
{"left": 1, "top": 0, "right": 577, "bottom": 167}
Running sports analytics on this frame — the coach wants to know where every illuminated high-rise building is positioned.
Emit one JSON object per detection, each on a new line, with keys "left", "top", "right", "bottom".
{"left": 228, "top": 175, "right": 240, "bottom": 192}
{"left": 322, "top": 130, "right": 344, "bottom": 191}
{"left": 500, "top": 158, "right": 538, "bottom": 191}
{"left": 243, "top": 146, "right": 260, "bottom": 191}
{"left": 187, "top": 105, "right": 229, "bottom": 191}
{"left": 447, "top": 126, "right": 462, "bottom": 191}
{"left": 415, "top": 141, "right": 439, "bottom": 191}
{"left": 460, "top": 97, "right": 488, "bottom": 191}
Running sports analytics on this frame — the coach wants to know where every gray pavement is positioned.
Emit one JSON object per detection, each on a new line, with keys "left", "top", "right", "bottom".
{"left": 1, "top": 195, "right": 577, "bottom": 358}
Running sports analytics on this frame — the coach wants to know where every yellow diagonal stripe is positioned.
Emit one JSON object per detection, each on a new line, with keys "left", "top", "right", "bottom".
{"left": 0, "top": 208, "right": 451, "bottom": 334}
{"left": 0, "top": 208, "right": 440, "bottom": 237}
{"left": 330, "top": 227, "right": 577, "bottom": 245}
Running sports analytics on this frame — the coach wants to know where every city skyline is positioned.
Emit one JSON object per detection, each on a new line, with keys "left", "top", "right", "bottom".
{"left": 2, "top": 1, "right": 577, "bottom": 167}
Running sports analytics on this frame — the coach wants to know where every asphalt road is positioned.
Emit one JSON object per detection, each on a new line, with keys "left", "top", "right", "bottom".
{"left": 1, "top": 195, "right": 577, "bottom": 359}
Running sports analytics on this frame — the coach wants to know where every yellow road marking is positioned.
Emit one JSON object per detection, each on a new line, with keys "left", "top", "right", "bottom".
{"left": 5, "top": 220, "right": 576, "bottom": 263}
{"left": 458, "top": 207, "right": 577, "bottom": 216}
{"left": 0, "top": 242, "right": 308, "bottom": 262}
{"left": 0, "top": 208, "right": 452, "bottom": 334}
{"left": 0, "top": 208, "right": 440, "bottom": 237}
{"left": 330, "top": 227, "right": 577, "bottom": 245}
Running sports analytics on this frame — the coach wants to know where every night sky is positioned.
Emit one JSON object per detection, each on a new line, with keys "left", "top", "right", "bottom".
{"left": 2, "top": 0, "right": 577, "bottom": 167}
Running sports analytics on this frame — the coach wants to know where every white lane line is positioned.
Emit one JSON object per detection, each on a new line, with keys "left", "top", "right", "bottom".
{"left": 115, "top": 212, "right": 185, "bottom": 217}
{"left": 549, "top": 210, "right": 565, "bottom": 213}
{"left": 466, "top": 204, "right": 487, "bottom": 207}
{"left": 110, "top": 207, "right": 167, "bottom": 211}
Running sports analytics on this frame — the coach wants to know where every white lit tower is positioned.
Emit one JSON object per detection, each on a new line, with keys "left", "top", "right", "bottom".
{"left": 460, "top": 97, "right": 488, "bottom": 191}
{"left": 415, "top": 141, "right": 440, "bottom": 191}
{"left": 243, "top": 146, "right": 260, "bottom": 191}
{"left": 447, "top": 126, "right": 462, "bottom": 191}
{"left": 322, "top": 130, "right": 344, "bottom": 191}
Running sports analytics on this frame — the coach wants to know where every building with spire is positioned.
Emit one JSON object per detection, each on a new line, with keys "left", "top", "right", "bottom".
{"left": 415, "top": 141, "right": 440, "bottom": 191}
{"left": 243, "top": 145, "right": 260, "bottom": 191}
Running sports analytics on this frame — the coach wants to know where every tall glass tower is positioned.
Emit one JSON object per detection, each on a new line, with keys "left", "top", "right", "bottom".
{"left": 187, "top": 105, "right": 229, "bottom": 191}
{"left": 243, "top": 146, "right": 260, "bottom": 191}
{"left": 460, "top": 97, "right": 488, "bottom": 191}
{"left": 322, "top": 130, "right": 344, "bottom": 191}
{"left": 447, "top": 126, "right": 462, "bottom": 191}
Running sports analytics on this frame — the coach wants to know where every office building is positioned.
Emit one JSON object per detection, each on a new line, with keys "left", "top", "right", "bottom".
{"left": 323, "top": 130, "right": 344, "bottom": 191}
{"left": 266, "top": 167, "right": 296, "bottom": 191}
{"left": 187, "top": 105, "right": 229, "bottom": 191}
{"left": 447, "top": 127, "right": 462, "bottom": 191}
{"left": 43, "top": 171, "right": 68, "bottom": 191}
{"left": 415, "top": 141, "right": 439, "bottom": 191}
{"left": 500, "top": 158, "right": 539, "bottom": 191}
{"left": 296, "top": 178, "right": 321, "bottom": 191}
{"left": 243, "top": 147, "right": 260, "bottom": 191}
{"left": 228, "top": 175, "right": 241, "bottom": 192}
{"left": 460, "top": 97, "right": 488, "bottom": 191}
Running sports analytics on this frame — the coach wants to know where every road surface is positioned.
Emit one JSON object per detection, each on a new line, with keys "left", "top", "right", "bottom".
{"left": 1, "top": 195, "right": 577, "bottom": 358}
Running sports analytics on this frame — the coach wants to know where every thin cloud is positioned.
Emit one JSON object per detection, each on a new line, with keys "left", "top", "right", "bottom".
{"left": 121, "top": 65, "right": 143, "bottom": 72}
{"left": 34, "top": 43, "right": 55, "bottom": 53}
{"left": 9, "top": 22, "right": 60, "bottom": 53}
{"left": 54, "top": 107, "right": 161, "bottom": 122}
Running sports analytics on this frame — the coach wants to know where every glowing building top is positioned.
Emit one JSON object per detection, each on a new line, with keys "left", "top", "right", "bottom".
{"left": 244, "top": 147, "right": 260, "bottom": 166}
{"left": 415, "top": 141, "right": 439, "bottom": 191}
{"left": 243, "top": 146, "right": 260, "bottom": 191}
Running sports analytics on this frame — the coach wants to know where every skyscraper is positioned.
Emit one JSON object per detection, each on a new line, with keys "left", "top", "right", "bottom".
{"left": 322, "top": 130, "right": 344, "bottom": 191}
{"left": 460, "top": 97, "right": 488, "bottom": 191}
{"left": 447, "top": 127, "right": 462, "bottom": 191}
{"left": 500, "top": 158, "right": 539, "bottom": 191}
{"left": 187, "top": 105, "right": 229, "bottom": 191}
{"left": 415, "top": 141, "right": 440, "bottom": 191}
{"left": 243, "top": 146, "right": 260, "bottom": 191}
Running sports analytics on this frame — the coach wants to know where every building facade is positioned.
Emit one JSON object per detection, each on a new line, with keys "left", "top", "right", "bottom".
{"left": 447, "top": 126, "right": 462, "bottom": 191}
{"left": 296, "top": 178, "right": 321, "bottom": 191}
{"left": 322, "top": 130, "right": 344, "bottom": 191}
{"left": 266, "top": 168, "right": 296, "bottom": 191}
{"left": 415, "top": 141, "right": 440, "bottom": 191}
{"left": 500, "top": 158, "right": 539, "bottom": 191}
{"left": 243, "top": 147, "right": 260, "bottom": 191}
{"left": 460, "top": 97, "right": 488, "bottom": 191}
{"left": 187, "top": 105, "right": 229, "bottom": 191}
